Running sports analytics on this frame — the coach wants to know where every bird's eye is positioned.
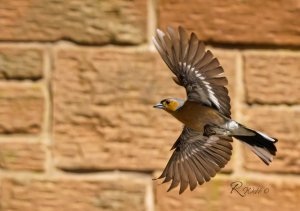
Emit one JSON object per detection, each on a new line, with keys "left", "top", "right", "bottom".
{"left": 165, "top": 100, "right": 170, "bottom": 105}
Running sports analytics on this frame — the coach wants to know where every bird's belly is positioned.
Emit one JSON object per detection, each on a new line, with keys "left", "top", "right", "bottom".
{"left": 178, "top": 115, "right": 211, "bottom": 131}
{"left": 172, "top": 105, "right": 225, "bottom": 132}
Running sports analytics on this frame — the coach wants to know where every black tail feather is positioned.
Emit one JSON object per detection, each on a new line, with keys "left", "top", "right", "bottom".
{"left": 234, "top": 130, "right": 277, "bottom": 165}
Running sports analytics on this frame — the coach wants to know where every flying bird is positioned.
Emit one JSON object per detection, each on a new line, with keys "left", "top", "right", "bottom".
{"left": 152, "top": 26, "right": 278, "bottom": 194}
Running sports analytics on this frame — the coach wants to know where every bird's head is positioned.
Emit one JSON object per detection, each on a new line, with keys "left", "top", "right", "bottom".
{"left": 153, "top": 98, "right": 184, "bottom": 112}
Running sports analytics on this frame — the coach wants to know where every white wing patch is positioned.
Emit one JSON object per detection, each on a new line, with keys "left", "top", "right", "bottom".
{"left": 179, "top": 62, "right": 221, "bottom": 109}
{"left": 195, "top": 71, "right": 220, "bottom": 109}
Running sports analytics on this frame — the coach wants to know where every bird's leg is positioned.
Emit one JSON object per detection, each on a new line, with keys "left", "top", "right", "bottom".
{"left": 203, "top": 124, "right": 216, "bottom": 136}
{"left": 204, "top": 124, "right": 231, "bottom": 137}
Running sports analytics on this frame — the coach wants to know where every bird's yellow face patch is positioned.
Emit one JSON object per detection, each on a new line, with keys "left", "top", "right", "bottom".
{"left": 162, "top": 99, "right": 180, "bottom": 111}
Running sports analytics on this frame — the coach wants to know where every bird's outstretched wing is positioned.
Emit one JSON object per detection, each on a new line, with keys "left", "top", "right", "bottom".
{"left": 153, "top": 26, "right": 231, "bottom": 117}
{"left": 157, "top": 127, "right": 233, "bottom": 194}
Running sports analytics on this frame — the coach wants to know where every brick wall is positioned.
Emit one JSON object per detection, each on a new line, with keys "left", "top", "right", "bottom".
{"left": 0, "top": 0, "right": 300, "bottom": 210}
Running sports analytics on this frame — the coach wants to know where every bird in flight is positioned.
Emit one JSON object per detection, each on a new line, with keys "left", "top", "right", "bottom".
{"left": 152, "top": 26, "right": 278, "bottom": 194}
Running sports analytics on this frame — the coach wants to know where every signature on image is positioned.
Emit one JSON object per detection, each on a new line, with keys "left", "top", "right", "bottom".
{"left": 230, "top": 181, "right": 270, "bottom": 197}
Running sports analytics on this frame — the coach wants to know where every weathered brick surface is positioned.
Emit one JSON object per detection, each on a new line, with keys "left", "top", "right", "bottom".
{"left": 0, "top": 140, "right": 45, "bottom": 171}
{"left": 159, "top": 0, "right": 300, "bottom": 46}
{"left": 0, "top": 83, "right": 44, "bottom": 134}
{"left": 0, "top": 47, "right": 43, "bottom": 80}
{"left": 0, "top": 0, "right": 146, "bottom": 44}
{"left": 241, "top": 106, "right": 300, "bottom": 174}
{"left": 244, "top": 51, "right": 300, "bottom": 104}
{"left": 53, "top": 48, "right": 182, "bottom": 171}
{"left": 53, "top": 47, "right": 236, "bottom": 171}
{"left": 0, "top": 178, "right": 146, "bottom": 211}
{"left": 155, "top": 178, "right": 300, "bottom": 211}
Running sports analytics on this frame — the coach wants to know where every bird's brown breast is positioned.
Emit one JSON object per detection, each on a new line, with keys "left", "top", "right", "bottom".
{"left": 168, "top": 101, "right": 226, "bottom": 131}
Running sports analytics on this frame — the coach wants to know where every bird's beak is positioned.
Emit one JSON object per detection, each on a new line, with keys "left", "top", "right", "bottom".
{"left": 153, "top": 102, "right": 164, "bottom": 109}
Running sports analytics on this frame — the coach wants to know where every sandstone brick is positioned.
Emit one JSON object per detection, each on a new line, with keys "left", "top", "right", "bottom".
{"left": 244, "top": 51, "right": 300, "bottom": 104}
{"left": 0, "top": 47, "right": 43, "bottom": 80}
{"left": 0, "top": 178, "right": 146, "bottom": 211}
{"left": 53, "top": 47, "right": 236, "bottom": 171}
{"left": 0, "top": 0, "right": 146, "bottom": 44}
{"left": 241, "top": 106, "right": 300, "bottom": 174}
{"left": 0, "top": 140, "right": 45, "bottom": 171}
{"left": 0, "top": 83, "right": 44, "bottom": 134}
{"left": 159, "top": 0, "right": 300, "bottom": 46}
{"left": 155, "top": 178, "right": 300, "bottom": 211}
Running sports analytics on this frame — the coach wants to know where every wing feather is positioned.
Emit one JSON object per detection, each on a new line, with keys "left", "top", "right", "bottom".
{"left": 179, "top": 26, "right": 189, "bottom": 61}
{"left": 156, "top": 127, "right": 233, "bottom": 193}
{"left": 153, "top": 26, "right": 231, "bottom": 117}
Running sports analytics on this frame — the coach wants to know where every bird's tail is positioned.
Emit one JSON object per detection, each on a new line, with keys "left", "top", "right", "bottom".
{"left": 233, "top": 126, "right": 278, "bottom": 165}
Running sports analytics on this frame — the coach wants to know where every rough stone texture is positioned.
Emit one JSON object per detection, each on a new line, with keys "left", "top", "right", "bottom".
{"left": 0, "top": 0, "right": 147, "bottom": 44}
{"left": 0, "top": 140, "right": 45, "bottom": 171}
{"left": 242, "top": 106, "right": 300, "bottom": 174}
{"left": 0, "top": 47, "right": 43, "bottom": 80}
{"left": 244, "top": 51, "right": 300, "bottom": 104}
{"left": 159, "top": 0, "right": 300, "bottom": 46}
{"left": 0, "top": 178, "right": 146, "bottom": 211}
{"left": 53, "top": 47, "right": 236, "bottom": 171}
{"left": 155, "top": 178, "right": 300, "bottom": 211}
{"left": 0, "top": 82, "right": 44, "bottom": 134}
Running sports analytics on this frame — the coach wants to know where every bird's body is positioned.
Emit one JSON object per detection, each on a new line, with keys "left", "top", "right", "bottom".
{"left": 152, "top": 26, "right": 278, "bottom": 194}
{"left": 166, "top": 101, "right": 225, "bottom": 131}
